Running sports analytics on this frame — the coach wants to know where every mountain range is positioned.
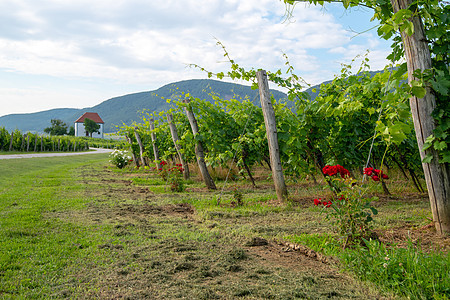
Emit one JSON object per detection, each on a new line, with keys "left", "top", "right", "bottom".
{"left": 0, "top": 78, "right": 321, "bottom": 134}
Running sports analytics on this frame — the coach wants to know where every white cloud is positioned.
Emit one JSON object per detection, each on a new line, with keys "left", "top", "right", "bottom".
{"left": 0, "top": 0, "right": 393, "bottom": 117}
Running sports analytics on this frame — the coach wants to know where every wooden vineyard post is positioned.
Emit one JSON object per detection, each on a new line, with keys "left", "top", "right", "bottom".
{"left": 149, "top": 118, "right": 160, "bottom": 162}
{"left": 41, "top": 136, "right": 44, "bottom": 152}
{"left": 391, "top": 0, "right": 450, "bottom": 234}
{"left": 167, "top": 113, "right": 190, "bottom": 179}
{"left": 34, "top": 135, "right": 38, "bottom": 152}
{"left": 126, "top": 135, "right": 140, "bottom": 167}
{"left": 21, "top": 134, "right": 25, "bottom": 151}
{"left": 9, "top": 131, "right": 13, "bottom": 151}
{"left": 134, "top": 127, "right": 147, "bottom": 167}
{"left": 256, "top": 70, "right": 288, "bottom": 201}
{"left": 184, "top": 99, "right": 216, "bottom": 190}
{"left": 26, "top": 134, "right": 30, "bottom": 152}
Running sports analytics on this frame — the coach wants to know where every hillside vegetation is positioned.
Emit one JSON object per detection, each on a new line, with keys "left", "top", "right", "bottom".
{"left": 0, "top": 79, "right": 288, "bottom": 134}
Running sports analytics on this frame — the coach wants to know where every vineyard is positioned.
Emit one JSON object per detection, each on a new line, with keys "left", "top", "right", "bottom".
{"left": 119, "top": 63, "right": 425, "bottom": 197}
{"left": 0, "top": 127, "right": 127, "bottom": 153}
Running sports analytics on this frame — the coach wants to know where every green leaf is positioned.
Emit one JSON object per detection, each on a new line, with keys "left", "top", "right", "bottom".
{"left": 403, "top": 21, "right": 414, "bottom": 36}
{"left": 422, "top": 154, "right": 433, "bottom": 164}
{"left": 430, "top": 75, "right": 450, "bottom": 96}
{"left": 422, "top": 135, "right": 435, "bottom": 151}
{"left": 389, "top": 122, "right": 411, "bottom": 144}
{"left": 412, "top": 86, "right": 426, "bottom": 98}
{"left": 393, "top": 63, "right": 407, "bottom": 78}
{"left": 433, "top": 141, "right": 447, "bottom": 151}
{"left": 440, "top": 152, "right": 450, "bottom": 163}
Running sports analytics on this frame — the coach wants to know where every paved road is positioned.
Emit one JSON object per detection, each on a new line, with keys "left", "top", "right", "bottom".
{"left": 0, "top": 148, "right": 114, "bottom": 160}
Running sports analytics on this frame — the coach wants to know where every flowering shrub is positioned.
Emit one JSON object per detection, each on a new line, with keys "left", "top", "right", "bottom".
{"left": 157, "top": 160, "right": 169, "bottom": 180}
{"left": 156, "top": 161, "right": 185, "bottom": 192}
{"left": 109, "top": 149, "right": 132, "bottom": 169}
{"left": 322, "top": 165, "right": 350, "bottom": 178}
{"left": 168, "top": 164, "right": 185, "bottom": 192}
{"left": 363, "top": 167, "right": 389, "bottom": 182}
{"left": 315, "top": 165, "right": 378, "bottom": 246}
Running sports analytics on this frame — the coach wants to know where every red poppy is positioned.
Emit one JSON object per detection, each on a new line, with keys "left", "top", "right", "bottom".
{"left": 314, "top": 198, "right": 322, "bottom": 206}
{"left": 372, "top": 175, "right": 380, "bottom": 181}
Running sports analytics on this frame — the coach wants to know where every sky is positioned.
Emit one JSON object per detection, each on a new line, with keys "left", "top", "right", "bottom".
{"left": 0, "top": 0, "right": 394, "bottom": 118}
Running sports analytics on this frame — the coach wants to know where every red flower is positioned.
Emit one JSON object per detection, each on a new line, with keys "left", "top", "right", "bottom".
{"left": 323, "top": 165, "right": 350, "bottom": 178}
{"left": 325, "top": 201, "right": 332, "bottom": 208}
{"left": 372, "top": 175, "right": 380, "bottom": 181}
{"left": 382, "top": 174, "right": 389, "bottom": 179}
{"left": 322, "top": 165, "right": 337, "bottom": 176}
{"left": 363, "top": 167, "right": 373, "bottom": 176}
{"left": 314, "top": 198, "right": 322, "bottom": 206}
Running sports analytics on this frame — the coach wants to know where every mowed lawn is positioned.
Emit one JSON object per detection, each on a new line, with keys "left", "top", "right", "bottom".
{"left": 0, "top": 154, "right": 448, "bottom": 299}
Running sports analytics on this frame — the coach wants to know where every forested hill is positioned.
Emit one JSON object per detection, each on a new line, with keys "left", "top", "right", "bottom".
{"left": 0, "top": 79, "right": 289, "bottom": 134}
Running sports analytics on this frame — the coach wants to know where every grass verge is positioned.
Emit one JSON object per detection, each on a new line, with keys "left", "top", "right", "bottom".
{"left": 0, "top": 155, "right": 448, "bottom": 299}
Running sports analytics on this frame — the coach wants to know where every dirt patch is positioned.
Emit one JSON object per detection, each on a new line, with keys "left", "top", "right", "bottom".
{"left": 372, "top": 192, "right": 429, "bottom": 205}
{"left": 247, "top": 239, "right": 332, "bottom": 269}
{"left": 117, "top": 202, "right": 194, "bottom": 218}
{"left": 376, "top": 224, "right": 450, "bottom": 253}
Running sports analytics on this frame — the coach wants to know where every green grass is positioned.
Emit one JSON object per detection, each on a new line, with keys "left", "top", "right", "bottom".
{"left": 0, "top": 156, "right": 447, "bottom": 299}
{"left": 0, "top": 155, "right": 114, "bottom": 298}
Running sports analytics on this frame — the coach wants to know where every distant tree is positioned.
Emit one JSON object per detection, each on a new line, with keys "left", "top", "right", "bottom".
{"left": 84, "top": 118, "right": 100, "bottom": 138}
{"left": 67, "top": 126, "right": 75, "bottom": 136}
{"left": 44, "top": 119, "right": 68, "bottom": 136}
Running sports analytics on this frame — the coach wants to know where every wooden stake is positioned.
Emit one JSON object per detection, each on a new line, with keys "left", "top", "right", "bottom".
{"left": 34, "top": 135, "right": 38, "bottom": 152}
{"left": 149, "top": 118, "right": 160, "bottom": 162}
{"left": 126, "top": 135, "right": 139, "bottom": 167}
{"left": 167, "top": 113, "right": 190, "bottom": 179}
{"left": 184, "top": 99, "right": 216, "bottom": 190}
{"left": 9, "top": 131, "right": 13, "bottom": 151}
{"left": 256, "top": 70, "right": 288, "bottom": 201}
{"left": 392, "top": 0, "right": 450, "bottom": 234}
{"left": 134, "top": 127, "right": 147, "bottom": 167}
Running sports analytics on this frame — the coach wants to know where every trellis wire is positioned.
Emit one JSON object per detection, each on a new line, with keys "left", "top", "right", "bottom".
{"left": 216, "top": 93, "right": 259, "bottom": 205}
{"left": 362, "top": 43, "right": 399, "bottom": 185}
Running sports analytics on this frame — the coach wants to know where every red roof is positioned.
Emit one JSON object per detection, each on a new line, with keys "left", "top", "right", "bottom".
{"left": 75, "top": 112, "right": 104, "bottom": 124}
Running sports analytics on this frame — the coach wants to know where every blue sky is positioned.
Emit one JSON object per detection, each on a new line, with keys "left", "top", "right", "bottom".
{"left": 0, "top": 0, "right": 393, "bottom": 117}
